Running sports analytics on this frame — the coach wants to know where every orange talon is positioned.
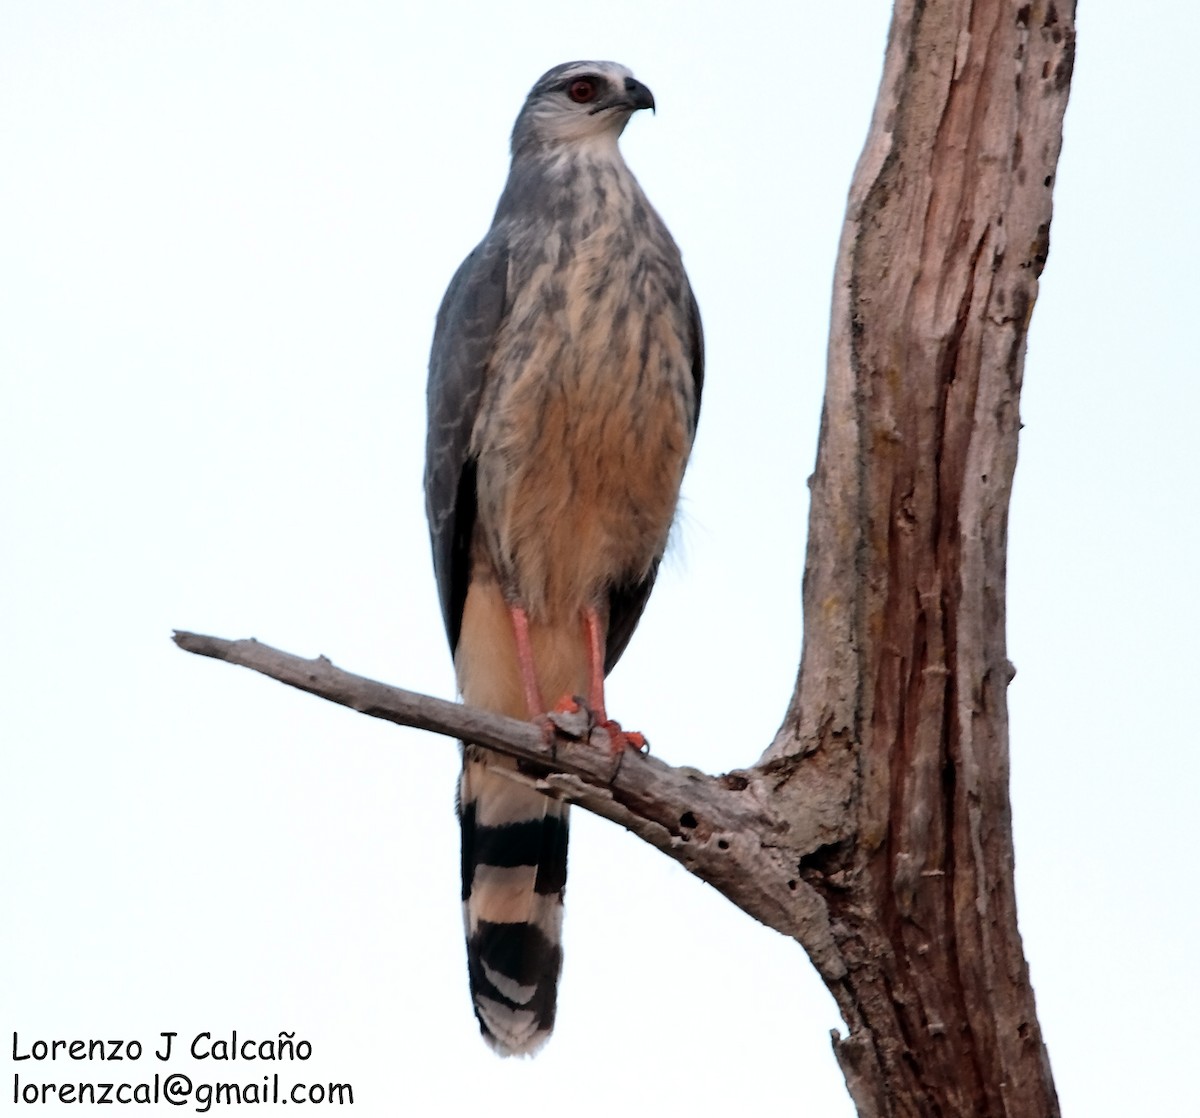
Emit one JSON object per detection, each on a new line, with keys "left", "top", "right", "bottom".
{"left": 598, "top": 719, "right": 648, "bottom": 755}
{"left": 552, "top": 693, "right": 583, "bottom": 714}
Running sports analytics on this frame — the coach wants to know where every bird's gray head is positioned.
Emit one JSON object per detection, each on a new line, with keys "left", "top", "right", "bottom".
{"left": 511, "top": 61, "right": 655, "bottom": 158}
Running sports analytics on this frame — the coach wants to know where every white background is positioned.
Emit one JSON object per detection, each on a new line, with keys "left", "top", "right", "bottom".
{"left": 3, "top": 2, "right": 1196, "bottom": 1114}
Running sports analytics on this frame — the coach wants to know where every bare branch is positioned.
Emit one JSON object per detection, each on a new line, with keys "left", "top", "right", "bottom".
{"left": 174, "top": 629, "right": 619, "bottom": 778}
{"left": 172, "top": 630, "right": 847, "bottom": 981}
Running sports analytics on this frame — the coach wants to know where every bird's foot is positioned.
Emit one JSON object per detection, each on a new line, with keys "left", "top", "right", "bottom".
{"left": 541, "top": 694, "right": 592, "bottom": 743}
{"left": 543, "top": 694, "right": 648, "bottom": 754}
{"left": 597, "top": 718, "right": 648, "bottom": 756}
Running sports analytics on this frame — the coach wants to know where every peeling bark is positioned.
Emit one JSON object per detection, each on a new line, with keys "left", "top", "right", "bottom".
{"left": 175, "top": 0, "right": 1074, "bottom": 1112}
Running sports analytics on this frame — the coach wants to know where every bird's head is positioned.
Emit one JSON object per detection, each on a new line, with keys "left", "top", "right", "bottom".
{"left": 510, "top": 61, "right": 655, "bottom": 157}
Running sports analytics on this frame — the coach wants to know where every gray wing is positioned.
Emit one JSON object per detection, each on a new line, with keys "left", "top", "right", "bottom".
{"left": 425, "top": 233, "right": 509, "bottom": 653}
{"left": 604, "top": 282, "right": 704, "bottom": 674}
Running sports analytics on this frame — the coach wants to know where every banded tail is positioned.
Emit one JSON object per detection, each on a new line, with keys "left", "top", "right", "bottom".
{"left": 459, "top": 749, "right": 568, "bottom": 1056}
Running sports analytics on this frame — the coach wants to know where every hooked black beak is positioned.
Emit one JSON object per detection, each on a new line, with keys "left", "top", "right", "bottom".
{"left": 587, "top": 74, "right": 657, "bottom": 117}
{"left": 623, "top": 76, "right": 656, "bottom": 113}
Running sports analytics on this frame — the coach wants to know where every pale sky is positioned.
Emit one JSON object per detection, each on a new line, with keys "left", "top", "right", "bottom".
{"left": 3, "top": 2, "right": 1197, "bottom": 1115}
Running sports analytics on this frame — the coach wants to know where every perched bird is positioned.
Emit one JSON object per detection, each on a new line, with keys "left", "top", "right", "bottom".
{"left": 424, "top": 61, "right": 703, "bottom": 1056}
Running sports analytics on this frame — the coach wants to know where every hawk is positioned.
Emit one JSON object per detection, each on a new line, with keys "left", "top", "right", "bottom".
{"left": 424, "top": 60, "right": 703, "bottom": 1056}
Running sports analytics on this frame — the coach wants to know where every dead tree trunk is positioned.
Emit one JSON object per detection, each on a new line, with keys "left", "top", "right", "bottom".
{"left": 176, "top": 0, "right": 1075, "bottom": 1113}
{"left": 764, "top": 0, "right": 1074, "bottom": 1112}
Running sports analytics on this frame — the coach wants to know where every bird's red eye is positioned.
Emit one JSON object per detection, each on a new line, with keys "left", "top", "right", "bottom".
{"left": 567, "top": 79, "right": 598, "bottom": 104}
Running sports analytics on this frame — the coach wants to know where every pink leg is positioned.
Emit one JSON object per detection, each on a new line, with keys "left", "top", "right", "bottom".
{"left": 583, "top": 606, "right": 608, "bottom": 721}
{"left": 508, "top": 605, "right": 545, "bottom": 719}
{"left": 583, "top": 606, "right": 647, "bottom": 753}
